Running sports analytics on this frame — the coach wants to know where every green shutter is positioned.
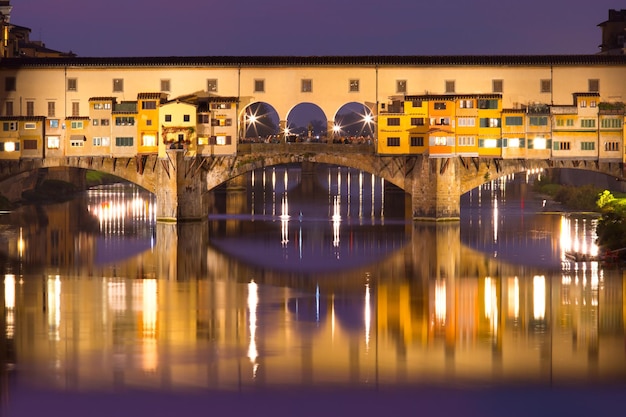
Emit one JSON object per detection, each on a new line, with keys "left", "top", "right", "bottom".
{"left": 502, "top": 138, "right": 508, "bottom": 148}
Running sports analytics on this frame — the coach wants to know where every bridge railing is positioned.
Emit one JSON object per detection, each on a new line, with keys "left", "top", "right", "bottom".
{"left": 237, "top": 141, "right": 376, "bottom": 155}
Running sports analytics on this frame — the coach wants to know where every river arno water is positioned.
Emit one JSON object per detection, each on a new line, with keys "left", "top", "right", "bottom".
{"left": 0, "top": 165, "right": 624, "bottom": 417}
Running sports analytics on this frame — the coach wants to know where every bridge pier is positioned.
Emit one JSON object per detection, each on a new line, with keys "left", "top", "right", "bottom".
{"left": 410, "top": 157, "right": 461, "bottom": 221}
{"left": 156, "top": 150, "right": 207, "bottom": 222}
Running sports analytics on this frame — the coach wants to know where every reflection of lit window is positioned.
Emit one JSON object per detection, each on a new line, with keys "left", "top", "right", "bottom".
{"left": 435, "top": 280, "right": 446, "bottom": 324}
{"left": 507, "top": 277, "right": 519, "bottom": 319}
{"left": 47, "top": 275, "right": 61, "bottom": 341}
{"left": 533, "top": 275, "right": 545, "bottom": 320}
{"left": 248, "top": 280, "right": 259, "bottom": 372}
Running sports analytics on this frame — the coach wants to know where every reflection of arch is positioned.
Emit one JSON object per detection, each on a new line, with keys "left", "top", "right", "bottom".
{"left": 239, "top": 102, "right": 280, "bottom": 140}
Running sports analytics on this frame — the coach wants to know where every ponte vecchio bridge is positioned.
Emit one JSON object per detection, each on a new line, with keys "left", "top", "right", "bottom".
{"left": 1, "top": 143, "right": 623, "bottom": 222}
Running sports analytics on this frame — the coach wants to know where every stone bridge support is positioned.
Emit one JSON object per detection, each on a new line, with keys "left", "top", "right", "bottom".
{"left": 410, "top": 157, "right": 461, "bottom": 221}
{"left": 156, "top": 150, "right": 208, "bottom": 222}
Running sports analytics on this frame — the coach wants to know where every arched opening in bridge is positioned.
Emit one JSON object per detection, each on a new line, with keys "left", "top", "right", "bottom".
{"left": 286, "top": 103, "right": 328, "bottom": 142}
{"left": 332, "top": 102, "right": 375, "bottom": 143}
{"left": 241, "top": 102, "right": 280, "bottom": 142}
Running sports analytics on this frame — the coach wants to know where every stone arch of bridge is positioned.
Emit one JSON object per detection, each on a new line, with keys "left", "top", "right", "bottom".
{"left": 204, "top": 152, "right": 411, "bottom": 192}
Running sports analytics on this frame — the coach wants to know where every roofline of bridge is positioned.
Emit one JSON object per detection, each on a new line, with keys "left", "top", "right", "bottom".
{"left": 2, "top": 55, "right": 626, "bottom": 69}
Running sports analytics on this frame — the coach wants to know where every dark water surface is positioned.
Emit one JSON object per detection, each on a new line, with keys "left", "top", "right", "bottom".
{"left": 0, "top": 166, "right": 624, "bottom": 416}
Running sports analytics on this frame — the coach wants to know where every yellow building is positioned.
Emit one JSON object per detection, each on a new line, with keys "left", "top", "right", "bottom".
{"left": 597, "top": 102, "right": 624, "bottom": 162}
{"left": 0, "top": 116, "right": 44, "bottom": 159}
{"left": 552, "top": 93, "right": 599, "bottom": 160}
{"left": 476, "top": 95, "right": 502, "bottom": 157}
{"left": 111, "top": 101, "right": 138, "bottom": 158}
{"left": 158, "top": 100, "right": 197, "bottom": 157}
{"left": 88, "top": 97, "right": 115, "bottom": 156}
{"left": 501, "top": 109, "right": 527, "bottom": 159}
{"left": 137, "top": 93, "right": 166, "bottom": 155}
{"left": 455, "top": 95, "right": 480, "bottom": 157}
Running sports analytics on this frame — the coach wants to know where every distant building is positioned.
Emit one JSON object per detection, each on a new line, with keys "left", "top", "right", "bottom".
{"left": 0, "top": 0, "right": 75, "bottom": 58}
{"left": 598, "top": 9, "right": 626, "bottom": 55}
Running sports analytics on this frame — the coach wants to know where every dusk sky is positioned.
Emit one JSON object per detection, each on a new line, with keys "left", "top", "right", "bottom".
{"left": 11, "top": 0, "right": 626, "bottom": 57}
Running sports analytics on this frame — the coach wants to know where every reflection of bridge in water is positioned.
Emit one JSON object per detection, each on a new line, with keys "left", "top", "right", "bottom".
{"left": 2, "top": 198, "right": 625, "bottom": 394}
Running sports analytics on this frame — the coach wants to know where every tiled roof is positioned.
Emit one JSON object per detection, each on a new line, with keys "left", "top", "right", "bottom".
{"left": 137, "top": 92, "right": 167, "bottom": 100}
{"left": 3, "top": 55, "right": 626, "bottom": 69}
{"left": 88, "top": 97, "right": 117, "bottom": 101}
{"left": 0, "top": 115, "right": 46, "bottom": 121}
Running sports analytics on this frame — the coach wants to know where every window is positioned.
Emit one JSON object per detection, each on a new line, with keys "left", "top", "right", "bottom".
{"left": 70, "top": 138, "right": 84, "bottom": 147}
{"left": 24, "top": 122, "right": 36, "bottom": 130}
{"left": 48, "top": 101, "right": 55, "bottom": 117}
{"left": 115, "top": 117, "right": 135, "bottom": 126}
{"left": 477, "top": 99, "right": 498, "bottom": 109}
{"left": 142, "top": 134, "right": 156, "bottom": 146}
{"left": 387, "top": 118, "right": 400, "bottom": 126}
{"left": 165, "top": 114, "right": 172, "bottom": 122}
{"left": 22, "top": 140, "right": 36, "bottom": 150}
{"left": 540, "top": 79, "right": 551, "bottom": 93}
{"left": 431, "top": 117, "right": 450, "bottom": 126}
{"left": 93, "top": 137, "right": 110, "bottom": 147}
{"left": 459, "top": 99, "right": 473, "bottom": 108}
{"left": 198, "top": 114, "right": 210, "bottom": 124}
{"left": 579, "top": 100, "right": 587, "bottom": 108}
{"left": 387, "top": 137, "right": 400, "bottom": 147}
{"left": 505, "top": 116, "right": 523, "bottom": 126}
{"left": 349, "top": 79, "right": 359, "bottom": 92}
{"left": 47, "top": 136, "right": 60, "bottom": 149}
{"left": 207, "top": 79, "right": 218, "bottom": 92}
{"left": 67, "top": 78, "right": 77, "bottom": 92}
{"left": 146, "top": 120, "right": 152, "bottom": 126}
{"left": 5, "top": 101, "right": 13, "bottom": 116}
{"left": 581, "top": 119, "right": 595, "bottom": 128}
{"left": 183, "top": 115, "right": 190, "bottom": 122}
{"left": 142, "top": 101, "right": 157, "bottom": 110}
{"left": 215, "top": 136, "right": 232, "bottom": 145}
{"left": 72, "top": 102, "right": 79, "bottom": 116}
{"left": 566, "top": 119, "right": 574, "bottom": 126}
{"left": 588, "top": 79, "right": 599, "bottom": 92}
{"left": 101, "top": 119, "right": 110, "bottom": 126}
{"left": 458, "top": 117, "right": 475, "bottom": 127}
{"left": 410, "top": 136, "right": 424, "bottom": 147}
{"left": 411, "top": 100, "right": 422, "bottom": 107}
{"left": 3, "top": 121, "right": 16, "bottom": 131}
{"left": 70, "top": 121, "right": 83, "bottom": 129}
{"left": 26, "top": 101, "right": 34, "bottom": 116}
{"left": 161, "top": 79, "right": 170, "bottom": 92}
{"left": 605, "top": 141, "right": 619, "bottom": 151}
{"left": 492, "top": 79, "right": 503, "bottom": 93}
{"left": 113, "top": 78, "right": 124, "bottom": 92}
{"left": 581, "top": 141, "right": 595, "bottom": 151}
{"left": 458, "top": 136, "right": 476, "bottom": 146}
{"left": 554, "top": 141, "right": 571, "bottom": 150}
{"left": 556, "top": 119, "right": 564, "bottom": 127}
{"left": 5, "top": 76, "right": 16, "bottom": 91}
{"left": 211, "top": 118, "right": 233, "bottom": 126}
{"left": 434, "top": 102, "right": 446, "bottom": 110}
{"left": 529, "top": 116, "right": 548, "bottom": 126}
{"left": 211, "top": 103, "right": 231, "bottom": 110}
{"left": 445, "top": 80, "right": 455, "bottom": 93}
{"left": 479, "top": 118, "right": 501, "bottom": 128}
{"left": 601, "top": 118, "right": 622, "bottom": 128}
{"left": 396, "top": 80, "right": 407, "bottom": 93}
{"left": 301, "top": 79, "right": 312, "bottom": 93}
{"left": 49, "top": 119, "right": 59, "bottom": 128}
{"left": 115, "top": 137, "right": 134, "bottom": 147}
{"left": 410, "top": 118, "right": 425, "bottom": 126}
{"left": 92, "top": 119, "right": 99, "bottom": 126}
{"left": 254, "top": 79, "right": 265, "bottom": 93}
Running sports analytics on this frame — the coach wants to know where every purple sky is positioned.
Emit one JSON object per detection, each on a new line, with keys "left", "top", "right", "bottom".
{"left": 11, "top": 0, "right": 625, "bottom": 57}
